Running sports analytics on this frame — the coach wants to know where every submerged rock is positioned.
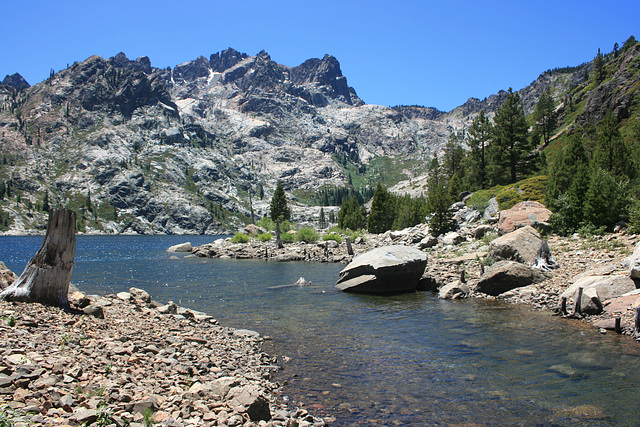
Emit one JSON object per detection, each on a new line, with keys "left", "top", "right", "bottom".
{"left": 335, "top": 245, "right": 428, "bottom": 294}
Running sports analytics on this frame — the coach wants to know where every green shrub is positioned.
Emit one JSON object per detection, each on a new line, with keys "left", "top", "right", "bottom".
{"left": 281, "top": 232, "right": 295, "bottom": 243}
{"left": 257, "top": 217, "right": 275, "bottom": 231}
{"left": 257, "top": 232, "right": 273, "bottom": 242}
{"left": 280, "top": 220, "right": 293, "bottom": 233}
{"left": 231, "top": 232, "right": 250, "bottom": 243}
{"left": 296, "top": 227, "right": 319, "bottom": 243}
{"left": 495, "top": 175, "right": 548, "bottom": 210}
{"left": 322, "top": 233, "right": 343, "bottom": 244}
{"left": 466, "top": 187, "right": 502, "bottom": 212}
{"left": 348, "top": 230, "right": 365, "bottom": 241}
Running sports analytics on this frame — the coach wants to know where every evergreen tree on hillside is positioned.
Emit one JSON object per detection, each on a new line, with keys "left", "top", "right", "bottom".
{"left": 492, "top": 88, "right": 530, "bottom": 184}
{"left": 594, "top": 48, "right": 605, "bottom": 84}
{"left": 426, "top": 182, "right": 454, "bottom": 236}
{"left": 532, "top": 91, "right": 557, "bottom": 147}
{"left": 270, "top": 180, "right": 290, "bottom": 222}
{"left": 548, "top": 134, "right": 591, "bottom": 234}
{"left": 367, "top": 183, "right": 396, "bottom": 234}
{"left": 583, "top": 167, "right": 629, "bottom": 230}
{"left": 442, "top": 134, "right": 466, "bottom": 197}
{"left": 338, "top": 195, "right": 367, "bottom": 231}
{"left": 593, "top": 111, "right": 633, "bottom": 179}
{"left": 466, "top": 110, "right": 493, "bottom": 190}
{"left": 622, "top": 35, "right": 637, "bottom": 53}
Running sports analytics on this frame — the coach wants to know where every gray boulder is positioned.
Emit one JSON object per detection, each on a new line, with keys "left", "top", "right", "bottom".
{"left": 487, "top": 225, "right": 542, "bottom": 264}
{"left": 477, "top": 260, "right": 546, "bottom": 296}
{"left": 335, "top": 245, "right": 428, "bottom": 294}
{"left": 441, "top": 231, "right": 464, "bottom": 246}
{"left": 438, "top": 281, "right": 470, "bottom": 299}
{"left": 167, "top": 242, "right": 193, "bottom": 252}
{"left": 629, "top": 242, "right": 640, "bottom": 280}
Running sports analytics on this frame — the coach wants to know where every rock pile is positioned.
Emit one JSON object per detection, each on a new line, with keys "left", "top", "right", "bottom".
{"left": 0, "top": 289, "right": 327, "bottom": 427}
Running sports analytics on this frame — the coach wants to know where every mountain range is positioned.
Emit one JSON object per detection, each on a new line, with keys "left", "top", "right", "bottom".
{"left": 0, "top": 42, "right": 638, "bottom": 234}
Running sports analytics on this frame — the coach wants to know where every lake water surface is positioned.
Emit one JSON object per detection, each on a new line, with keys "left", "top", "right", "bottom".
{"left": 2, "top": 235, "right": 640, "bottom": 426}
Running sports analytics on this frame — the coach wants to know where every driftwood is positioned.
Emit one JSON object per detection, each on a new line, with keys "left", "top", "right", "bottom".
{"left": 0, "top": 208, "right": 76, "bottom": 308}
{"left": 531, "top": 241, "right": 560, "bottom": 271}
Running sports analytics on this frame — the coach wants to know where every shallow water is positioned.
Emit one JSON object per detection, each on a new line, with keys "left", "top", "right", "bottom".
{"left": 2, "top": 235, "right": 640, "bottom": 426}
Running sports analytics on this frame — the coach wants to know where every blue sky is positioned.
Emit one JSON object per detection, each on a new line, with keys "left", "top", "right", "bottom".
{"left": 2, "top": 0, "right": 639, "bottom": 111}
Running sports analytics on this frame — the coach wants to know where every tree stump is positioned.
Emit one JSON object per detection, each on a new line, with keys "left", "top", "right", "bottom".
{"left": 0, "top": 208, "right": 76, "bottom": 308}
{"left": 531, "top": 241, "right": 560, "bottom": 271}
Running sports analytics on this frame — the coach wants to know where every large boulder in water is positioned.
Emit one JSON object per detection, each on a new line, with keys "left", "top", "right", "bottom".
{"left": 335, "top": 245, "right": 428, "bottom": 294}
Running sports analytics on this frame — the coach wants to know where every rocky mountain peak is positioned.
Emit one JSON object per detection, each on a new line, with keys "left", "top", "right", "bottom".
{"left": 173, "top": 56, "right": 211, "bottom": 82}
{"left": 1, "top": 73, "right": 30, "bottom": 90}
{"left": 109, "top": 52, "right": 153, "bottom": 74}
{"left": 209, "top": 48, "right": 249, "bottom": 73}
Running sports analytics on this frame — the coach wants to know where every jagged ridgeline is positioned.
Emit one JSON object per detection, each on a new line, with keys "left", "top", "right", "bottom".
{"left": 0, "top": 39, "right": 639, "bottom": 235}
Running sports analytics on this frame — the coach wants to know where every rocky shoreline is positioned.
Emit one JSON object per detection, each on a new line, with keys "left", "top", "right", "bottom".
{"left": 0, "top": 288, "right": 327, "bottom": 427}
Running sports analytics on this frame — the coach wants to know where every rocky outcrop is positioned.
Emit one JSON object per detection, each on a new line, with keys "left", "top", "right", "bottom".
{"left": 477, "top": 260, "right": 547, "bottom": 296}
{"left": 487, "top": 225, "right": 542, "bottom": 264}
{"left": 1, "top": 73, "right": 30, "bottom": 90}
{"left": 496, "top": 201, "right": 551, "bottom": 235}
{"left": 335, "top": 245, "right": 428, "bottom": 294}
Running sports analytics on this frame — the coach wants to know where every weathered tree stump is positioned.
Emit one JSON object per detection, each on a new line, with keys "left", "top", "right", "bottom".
{"left": 532, "top": 241, "right": 560, "bottom": 271}
{"left": 0, "top": 208, "right": 76, "bottom": 308}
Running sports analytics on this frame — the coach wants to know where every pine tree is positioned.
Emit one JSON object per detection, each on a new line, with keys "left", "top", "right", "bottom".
{"left": 548, "top": 134, "right": 591, "bottom": 234}
{"left": 338, "top": 195, "right": 366, "bottom": 231}
{"left": 367, "top": 183, "right": 395, "bottom": 234}
{"left": 466, "top": 110, "right": 492, "bottom": 190}
{"left": 594, "top": 48, "right": 605, "bottom": 84}
{"left": 492, "top": 88, "right": 530, "bottom": 184}
{"left": 426, "top": 182, "right": 454, "bottom": 236}
{"left": 43, "top": 190, "right": 50, "bottom": 212}
{"left": 442, "top": 134, "right": 466, "bottom": 185}
{"left": 318, "top": 207, "right": 327, "bottom": 229}
{"left": 532, "top": 91, "right": 557, "bottom": 147}
{"left": 593, "top": 111, "right": 632, "bottom": 179}
{"left": 583, "top": 167, "right": 629, "bottom": 230}
{"left": 270, "top": 180, "right": 290, "bottom": 222}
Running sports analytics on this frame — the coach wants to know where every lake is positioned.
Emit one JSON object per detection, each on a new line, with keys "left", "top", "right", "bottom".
{"left": 2, "top": 235, "right": 640, "bottom": 426}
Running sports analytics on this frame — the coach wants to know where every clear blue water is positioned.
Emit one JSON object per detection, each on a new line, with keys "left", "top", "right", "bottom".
{"left": 2, "top": 235, "right": 640, "bottom": 426}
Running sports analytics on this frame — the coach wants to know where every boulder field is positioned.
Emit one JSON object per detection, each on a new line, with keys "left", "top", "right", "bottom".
{"left": 0, "top": 289, "right": 328, "bottom": 427}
